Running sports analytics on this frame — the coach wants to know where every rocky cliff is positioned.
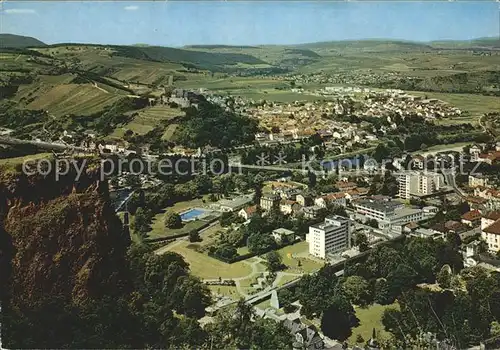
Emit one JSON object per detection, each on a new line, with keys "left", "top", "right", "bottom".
{"left": 0, "top": 157, "right": 131, "bottom": 308}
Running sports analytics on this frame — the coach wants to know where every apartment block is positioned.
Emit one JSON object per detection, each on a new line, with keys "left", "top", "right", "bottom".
{"left": 307, "top": 215, "right": 351, "bottom": 259}
{"left": 397, "top": 171, "right": 444, "bottom": 199}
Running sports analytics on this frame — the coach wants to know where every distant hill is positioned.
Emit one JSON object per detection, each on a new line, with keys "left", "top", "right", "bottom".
{"left": 44, "top": 43, "right": 268, "bottom": 71}
{"left": 0, "top": 34, "right": 46, "bottom": 48}
{"left": 295, "top": 39, "right": 434, "bottom": 54}
{"left": 430, "top": 37, "right": 500, "bottom": 49}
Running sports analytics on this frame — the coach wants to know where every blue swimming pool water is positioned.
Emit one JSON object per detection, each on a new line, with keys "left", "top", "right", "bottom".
{"left": 180, "top": 208, "right": 208, "bottom": 221}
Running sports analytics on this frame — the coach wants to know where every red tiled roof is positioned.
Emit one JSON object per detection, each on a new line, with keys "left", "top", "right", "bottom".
{"left": 324, "top": 192, "right": 347, "bottom": 200}
{"left": 484, "top": 219, "right": 500, "bottom": 235}
{"left": 336, "top": 181, "right": 358, "bottom": 189}
{"left": 484, "top": 211, "right": 500, "bottom": 221}
{"left": 244, "top": 205, "right": 257, "bottom": 215}
{"left": 461, "top": 210, "right": 482, "bottom": 222}
{"left": 466, "top": 196, "right": 487, "bottom": 204}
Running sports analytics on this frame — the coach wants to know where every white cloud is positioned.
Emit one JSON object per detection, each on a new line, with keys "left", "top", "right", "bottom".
{"left": 4, "top": 8, "right": 36, "bottom": 14}
{"left": 124, "top": 5, "right": 139, "bottom": 11}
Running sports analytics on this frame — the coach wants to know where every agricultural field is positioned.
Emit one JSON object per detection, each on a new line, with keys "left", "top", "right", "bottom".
{"left": 23, "top": 84, "right": 124, "bottom": 117}
{"left": 110, "top": 105, "right": 183, "bottom": 139}
{"left": 409, "top": 91, "right": 500, "bottom": 125}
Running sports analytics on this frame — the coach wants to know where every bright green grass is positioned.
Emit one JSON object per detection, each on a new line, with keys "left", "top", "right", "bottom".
{"left": 348, "top": 303, "right": 400, "bottom": 346}
{"left": 147, "top": 197, "right": 210, "bottom": 239}
{"left": 208, "top": 285, "right": 242, "bottom": 300}
{"left": 165, "top": 240, "right": 253, "bottom": 280}
{"left": 237, "top": 246, "right": 250, "bottom": 256}
{"left": 276, "top": 274, "right": 301, "bottom": 287}
{"left": 277, "top": 241, "right": 324, "bottom": 274}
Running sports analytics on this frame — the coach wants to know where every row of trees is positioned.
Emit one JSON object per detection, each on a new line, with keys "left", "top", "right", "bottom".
{"left": 383, "top": 266, "right": 500, "bottom": 348}
{"left": 174, "top": 101, "right": 259, "bottom": 149}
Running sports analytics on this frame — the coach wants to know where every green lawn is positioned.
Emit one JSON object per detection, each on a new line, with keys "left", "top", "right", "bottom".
{"left": 208, "top": 285, "right": 242, "bottom": 300}
{"left": 237, "top": 246, "right": 250, "bottom": 256}
{"left": 277, "top": 241, "right": 324, "bottom": 274}
{"left": 146, "top": 196, "right": 212, "bottom": 239}
{"left": 276, "top": 274, "right": 301, "bottom": 287}
{"left": 348, "top": 303, "right": 399, "bottom": 345}
{"left": 164, "top": 240, "right": 253, "bottom": 280}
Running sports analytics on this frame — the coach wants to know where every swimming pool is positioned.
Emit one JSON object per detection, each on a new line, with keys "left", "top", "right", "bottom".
{"left": 180, "top": 208, "right": 209, "bottom": 221}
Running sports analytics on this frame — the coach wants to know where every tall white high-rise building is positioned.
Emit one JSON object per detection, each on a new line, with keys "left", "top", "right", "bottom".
{"left": 397, "top": 171, "right": 444, "bottom": 199}
{"left": 307, "top": 215, "right": 351, "bottom": 259}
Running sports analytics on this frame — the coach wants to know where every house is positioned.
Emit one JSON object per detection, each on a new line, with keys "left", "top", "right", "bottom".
{"left": 482, "top": 216, "right": 500, "bottom": 253}
{"left": 303, "top": 205, "right": 323, "bottom": 219}
{"left": 260, "top": 194, "right": 281, "bottom": 211}
{"left": 314, "top": 192, "right": 347, "bottom": 208}
{"left": 411, "top": 155, "right": 426, "bottom": 170}
{"left": 469, "top": 145, "right": 484, "bottom": 162}
{"left": 238, "top": 205, "right": 258, "bottom": 221}
{"left": 423, "top": 206, "right": 439, "bottom": 215}
{"left": 336, "top": 181, "right": 358, "bottom": 192}
{"left": 271, "top": 228, "right": 295, "bottom": 243}
{"left": 466, "top": 196, "right": 488, "bottom": 210}
{"left": 478, "top": 151, "right": 500, "bottom": 165}
{"left": 444, "top": 220, "right": 467, "bottom": 233}
{"left": 279, "top": 200, "right": 298, "bottom": 215}
{"left": 409, "top": 227, "right": 445, "bottom": 240}
{"left": 282, "top": 317, "right": 324, "bottom": 350}
{"left": 469, "top": 174, "right": 489, "bottom": 188}
{"left": 461, "top": 210, "right": 482, "bottom": 227}
{"left": 296, "top": 194, "right": 313, "bottom": 207}
{"left": 213, "top": 195, "right": 253, "bottom": 212}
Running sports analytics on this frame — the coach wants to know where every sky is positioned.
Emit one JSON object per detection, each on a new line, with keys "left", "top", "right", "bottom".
{"left": 1, "top": 1, "right": 498, "bottom": 47}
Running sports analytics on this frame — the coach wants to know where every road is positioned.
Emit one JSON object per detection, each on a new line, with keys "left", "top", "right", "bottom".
{"left": 0, "top": 136, "right": 87, "bottom": 152}
{"left": 442, "top": 169, "right": 467, "bottom": 199}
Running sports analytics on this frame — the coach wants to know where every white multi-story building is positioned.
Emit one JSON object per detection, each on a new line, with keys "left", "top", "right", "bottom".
{"left": 397, "top": 171, "right": 444, "bottom": 199}
{"left": 481, "top": 211, "right": 500, "bottom": 253}
{"left": 354, "top": 198, "right": 424, "bottom": 231}
{"left": 469, "top": 174, "right": 489, "bottom": 188}
{"left": 307, "top": 215, "right": 351, "bottom": 259}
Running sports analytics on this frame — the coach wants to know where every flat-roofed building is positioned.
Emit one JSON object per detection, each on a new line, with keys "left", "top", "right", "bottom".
{"left": 354, "top": 198, "right": 424, "bottom": 231}
{"left": 397, "top": 171, "right": 444, "bottom": 199}
{"left": 308, "top": 215, "right": 351, "bottom": 259}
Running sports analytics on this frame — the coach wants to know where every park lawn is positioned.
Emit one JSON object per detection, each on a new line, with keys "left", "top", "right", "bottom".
{"left": 146, "top": 196, "right": 211, "bottom": 238}
{"left": 276, "top": 274, "right": 301, "bottom": 287}
{"left": 418, "top": 141, "right": 471, "bottom": 154}
{"left": 198, "top": 223, "right": 225, "bottom": 247}
{"left": 165, "top": 240, "right": 253, "bottom": 280}
{"left": 255, "top": 298, "right": 272, "bottom": 311}
{"left": 237, "top": 246, "right": 250, "bottom": 255}
{"left": 239, "top": 274, "right": 260, "bottom": 288}
{"left": 278, "top": 241, "right": 324, "bottom": 274}
{"left": 348, "top": 303, "right": 399, "bottom": 346}
{"left": 208, "top": 285, "right": 242, "bottom": 300}
{"left": 148, "top": 218, "right": 206, "bottom": 239}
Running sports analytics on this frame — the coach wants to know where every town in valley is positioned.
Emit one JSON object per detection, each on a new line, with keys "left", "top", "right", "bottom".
{"left": 1, "top": 1, "right": 500, "bottom": 349}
